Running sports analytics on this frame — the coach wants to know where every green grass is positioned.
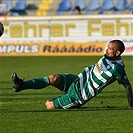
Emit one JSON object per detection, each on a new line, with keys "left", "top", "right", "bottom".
{"left": 0, "top": 56, "right": 133, "bottom": 133}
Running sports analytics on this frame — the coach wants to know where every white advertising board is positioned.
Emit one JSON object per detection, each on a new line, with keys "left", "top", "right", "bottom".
{"left": 0, "top": 15, "right": 132, "bottom": 56}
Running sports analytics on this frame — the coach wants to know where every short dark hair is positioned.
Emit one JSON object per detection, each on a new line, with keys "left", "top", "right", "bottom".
{"left": 110, "top": 40, "right": 125, "bottom": 54}
{"left": 74, "top": 6, "right": 81, "bottom": 12}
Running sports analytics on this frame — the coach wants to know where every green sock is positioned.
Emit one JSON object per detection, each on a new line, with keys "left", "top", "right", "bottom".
{"left": 22, "top": 76, "right": 50, "bottom": 90}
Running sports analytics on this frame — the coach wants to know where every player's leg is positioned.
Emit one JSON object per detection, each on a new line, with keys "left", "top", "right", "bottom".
{"left": 46, "top": 78, "right": 83, "bottom": 110}
{"left": 45, "top": 95, "right": 79, "bottom": 110}
{"left": 54, "top": 73, "right": 78, "bottom": 92}
{"left": 11, "top": 72, "right": 59, "bottom": 92}
{"left": 23, "top": 73, "right": 78, "bottom": 92}
{"left": 11, "top": 72, "right": 78, "bottom": 92}
{"left": 45, "top": 86, "right": 81, "bottom": 109}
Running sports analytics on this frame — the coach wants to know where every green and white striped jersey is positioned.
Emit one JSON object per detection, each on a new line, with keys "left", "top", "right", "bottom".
{"left": 78, "top": 55, "right": 129, "bottom": 102}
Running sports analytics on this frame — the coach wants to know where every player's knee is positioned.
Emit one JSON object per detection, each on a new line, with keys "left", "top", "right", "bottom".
{"left": 49, "top": 74, "right": 60, "bottom": 86}
{"left": 45, "top": 100, "right": 54, "bottom": 110}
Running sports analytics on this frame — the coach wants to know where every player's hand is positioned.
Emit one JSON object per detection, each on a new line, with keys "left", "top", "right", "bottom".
{"left": 128, "top": 106, "right": 133, "bottom": 109}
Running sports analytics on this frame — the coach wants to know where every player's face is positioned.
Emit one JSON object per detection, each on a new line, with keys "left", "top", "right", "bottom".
{"left": 105, "top": 43, "right": 120, "bottom": 59}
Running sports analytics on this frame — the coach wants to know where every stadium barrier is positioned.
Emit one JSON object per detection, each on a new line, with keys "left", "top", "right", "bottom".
{"left": 0, "top": 42, "right": 105, "bottom": 56}
{"left": 0, "top": 14, "right": 132, "bottom": 56}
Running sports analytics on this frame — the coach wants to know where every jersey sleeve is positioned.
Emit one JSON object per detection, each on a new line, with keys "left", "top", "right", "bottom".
{"left": 115, "top": 66, "right": 129, "bottom": 85}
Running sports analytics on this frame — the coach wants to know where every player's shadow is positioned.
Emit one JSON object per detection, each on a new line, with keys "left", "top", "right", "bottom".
{"left": 9, "top": 106, "right": 129, "bottom": 113}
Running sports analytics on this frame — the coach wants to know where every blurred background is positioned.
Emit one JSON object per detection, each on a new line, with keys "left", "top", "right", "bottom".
{"left": 0, "top": 0, "right": 132, "bottom": 16}
{"left": 0, "top": 0, "right": 132, "bottom": 56}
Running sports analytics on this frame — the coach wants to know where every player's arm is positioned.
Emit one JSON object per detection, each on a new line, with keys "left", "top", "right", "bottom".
{"left": 123, "top": 83, "right": 133, "bottom": 109}
{"left": 116, "top": 66, "right": 133, "bottom": 109}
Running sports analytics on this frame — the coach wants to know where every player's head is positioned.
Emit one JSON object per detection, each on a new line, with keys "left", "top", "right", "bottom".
{"left": 105, "top": 40, "right": 125, "bottom": 59}
{"left": 74, "top": 6, "right": 81, "bottom": 15}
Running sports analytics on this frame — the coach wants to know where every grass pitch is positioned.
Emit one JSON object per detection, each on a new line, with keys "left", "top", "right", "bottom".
{"left": 0, "top": 56, "right": 133, "bottom": 133}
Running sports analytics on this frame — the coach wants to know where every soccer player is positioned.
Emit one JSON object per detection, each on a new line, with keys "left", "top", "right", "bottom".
{"left": 11, "top": 40, "right": 133, "bottom": 110}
